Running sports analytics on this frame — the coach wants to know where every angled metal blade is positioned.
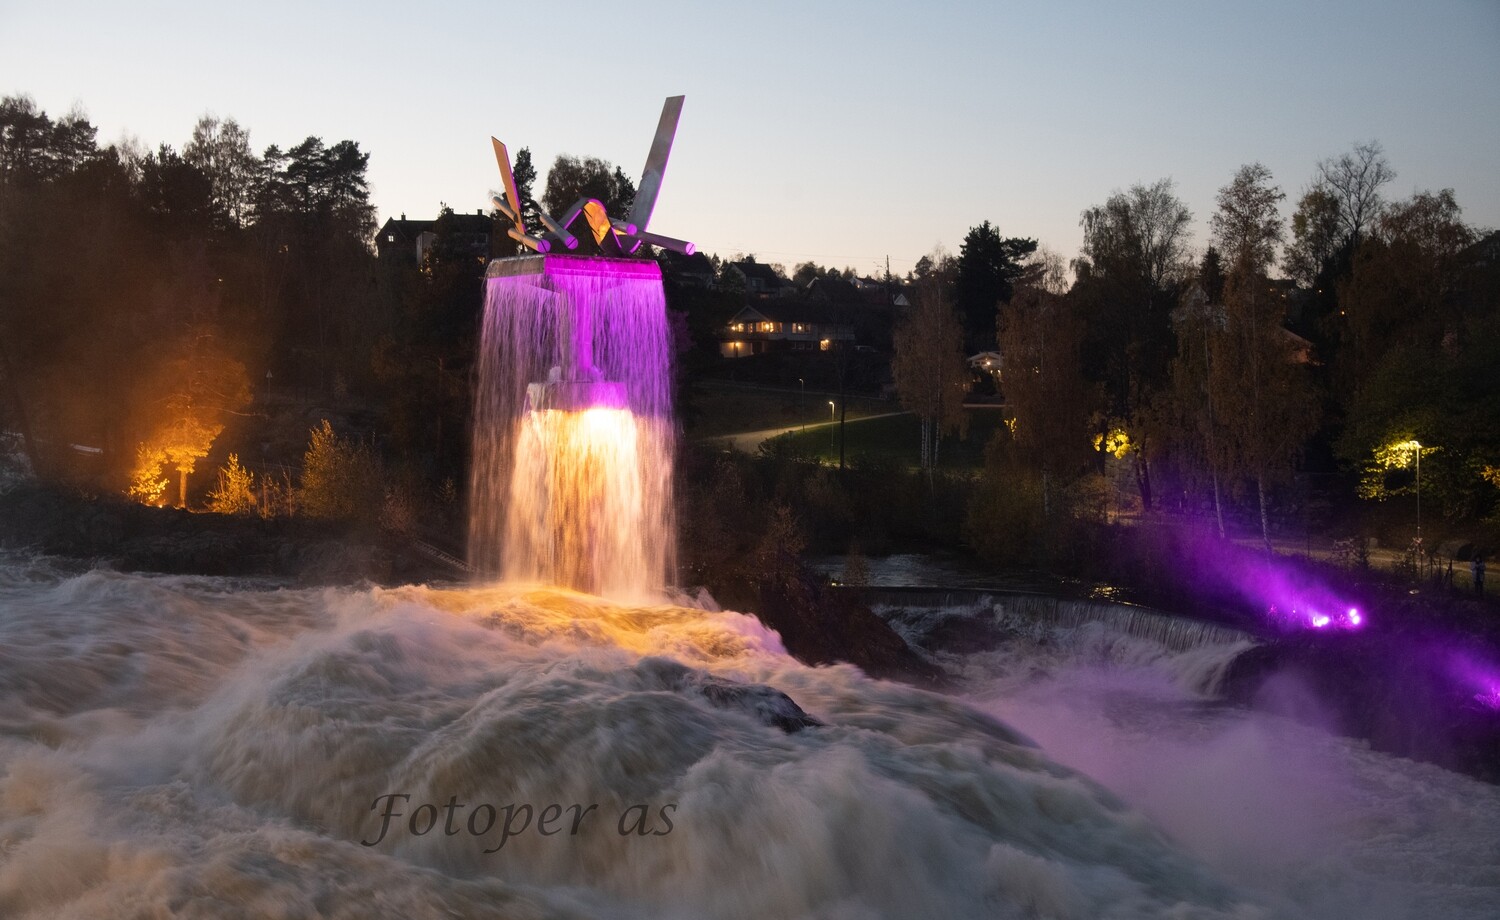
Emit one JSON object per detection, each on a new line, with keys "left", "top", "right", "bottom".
{"left": 577, "top": 199, "right": 625, "bottom": 255}
{"left": 491, "top": 137, "right": 527, "bottom": 234}
{"left": 626, "top": 95, "right": 683, "bottom": 233}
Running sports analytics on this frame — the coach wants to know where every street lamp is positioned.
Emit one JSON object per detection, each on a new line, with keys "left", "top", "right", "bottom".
{"left": 828, "top": 400, "right": 836, "bottom": 449}
{"left": 798, "top": 378, "right": 805, "bottom": 430}
{"left": 1414, "top": 440, "right": 1422, "bottom": 544}
{"left": 1393, "top": 438, "right": 1423, "bottom": 545}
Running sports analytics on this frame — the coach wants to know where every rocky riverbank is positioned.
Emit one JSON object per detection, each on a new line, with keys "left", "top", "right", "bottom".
{"left": 0, "top": 482, "right": 455, "bottom": 585}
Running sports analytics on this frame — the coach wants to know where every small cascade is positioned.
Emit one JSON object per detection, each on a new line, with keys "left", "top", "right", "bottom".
{"left": 998, "top": 594, "right": 1252, "bottom": 652}
{"left": 862, "top": 587, "right": 1253, "bottom": 653}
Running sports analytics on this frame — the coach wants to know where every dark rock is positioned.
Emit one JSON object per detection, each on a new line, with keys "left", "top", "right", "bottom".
{"left": 695, "top": 676, "right": 823, "bottom": 732}
{"left": 917, "top": 611, "right": 1012, "bottom": 655}
{"left": 754, "top": 563, "right": 945, "bottom": 688}
{"left": 0, "top": 482, "right": 409, "bottom": 585}
{"left": 636, "top": 658, "right": 822, "bottom": 733}
{"left": 1223, "top": 628, "right": 1500, "bottom": 783}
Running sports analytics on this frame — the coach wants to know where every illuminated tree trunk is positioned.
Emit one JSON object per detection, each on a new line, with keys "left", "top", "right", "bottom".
{"left": 1212, "top": 473, "right": 1226, "bottom": 539}
{"left": 1135, "top": 453, "right": 1153, "bottom": 513}
{"left": 1257, "top": 476, "right": 1272, "bottom": 555}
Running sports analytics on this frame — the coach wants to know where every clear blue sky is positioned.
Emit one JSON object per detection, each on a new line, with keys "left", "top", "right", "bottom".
{"left": 3, "top": 0, "right": 1497, "bottom": 277}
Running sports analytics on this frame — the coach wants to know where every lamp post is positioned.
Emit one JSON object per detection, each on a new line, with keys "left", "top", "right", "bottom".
{"left": 1414, "top": 440, "right": 1422, "bottom": 545}
{"left": 798, "top": 378, "right": 805, "bottom": 430}
{"left": 1394, "top": 438, "right": 1424, "bottom": 549}
{"left": 828, "top": 400, "right": 836, "bottom": 449}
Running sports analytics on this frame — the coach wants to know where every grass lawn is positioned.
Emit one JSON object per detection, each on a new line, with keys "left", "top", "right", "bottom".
{"left": 685, "top": 382, "right": 898, "bottom": 438}
{"left": 769, "top": 410, "right": 1005, "bottom": 471}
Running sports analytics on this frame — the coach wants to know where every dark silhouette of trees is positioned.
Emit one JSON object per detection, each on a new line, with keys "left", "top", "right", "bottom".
{"left": 0, "top": 94, "right": 380, "bottom": 503}
{"left": 541, "top": 154, "right": 635, "bottom": 220}
{"left": 999, "top": 252, "right": 1094, "bottom": 519}
{"left": 955, "top": 221, "right": 1035, "bottom": 354}
{"left": 1073, "top": 179, "right": 1193, "bottom": 511}
{"left": 1334, "top": 190, "right": 1490, "bottom": 523}
{"left": 1316, "top": 141, "right": 1395, "bottom": 249}
{"left": 1204, "top": 163, "right": 1318, "bottom": 551}
{"left": 182, "top": 115, "right": 259, "bottom": 230}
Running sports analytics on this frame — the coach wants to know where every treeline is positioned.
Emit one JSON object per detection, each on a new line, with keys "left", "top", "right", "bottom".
{"left": 0, "top": 95, "right": 686, "bottom": 531}
{"left": 3, "top": 94, "right": 1496, "bottom": 569}
{"left": 0, "top": 95, "right": 390, "bottom": 500}
{"left": 891, "top": 148, "right": 1499, "bottom": 564}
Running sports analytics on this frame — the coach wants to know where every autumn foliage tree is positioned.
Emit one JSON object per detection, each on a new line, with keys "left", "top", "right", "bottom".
{"left": 1073, "top": 179, "right": 1193, "bottom": 510}
{"left": 129, "top": 329, "right": 252, "bottom": 507}
{"left": 998, "top": 252, "right": 1094, "bottom": 518}
{"left": 892, "top": 265, "right": 970, "bottom": 475}
{"left": 300, "top": 419, "right": 382, "bottom": 521}
{"left": 1191, "top": 163, "right": 1318, "bottom": 549}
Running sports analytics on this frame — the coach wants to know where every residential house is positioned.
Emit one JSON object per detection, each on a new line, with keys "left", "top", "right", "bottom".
{"left": 376, "top": 211, "right": 494, "bottom": 264}
{"left": 660, "top": 250, "right": 718, "bottom": 288}
{"left": 732, "top": 260, "right": 793, "bottom": 298}
{"left": 721, "top": 303, "right": 856, "bottom": 358}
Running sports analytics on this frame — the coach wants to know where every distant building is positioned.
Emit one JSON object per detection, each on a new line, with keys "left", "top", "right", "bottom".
{"left": 806, "top": 275, "right": 862, "bottom": 305}
{"left": 376, "top": 211, "right": 494, "bottom": 263}
{"left": 730, "top": 260, "right": 794, "bottom": 298}
{"left": 721, "top": 303, "right": 856, "bottom": 358}
{"left": 969, "top": 350, "right": 1003, "bottom": 382}
{"left": 660, "top": 250, "right": 718, "bottom": 288}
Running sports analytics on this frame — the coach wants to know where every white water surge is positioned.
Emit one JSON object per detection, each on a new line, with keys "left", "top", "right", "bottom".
{"left": 0, "top": 555, "right": 1496, "bottom": 918}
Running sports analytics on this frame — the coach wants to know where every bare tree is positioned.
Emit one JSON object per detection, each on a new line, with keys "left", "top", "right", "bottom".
{"left": 1316, "top": 141, "right": 1395, "bottom": 247}
{"left": 1080, "top": 179, "right": 1193, "bottom": 292}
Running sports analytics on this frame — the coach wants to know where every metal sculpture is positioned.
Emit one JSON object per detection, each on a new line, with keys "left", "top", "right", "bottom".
{"left": 490, "top": 96, "right": 694, "bottom": 257}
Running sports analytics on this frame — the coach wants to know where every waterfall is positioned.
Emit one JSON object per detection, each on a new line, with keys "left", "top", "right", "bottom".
{"left": 469, "top": 255, "right": 675, "bottom": 598}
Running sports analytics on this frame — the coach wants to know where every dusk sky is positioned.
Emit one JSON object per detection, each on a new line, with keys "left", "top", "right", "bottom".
{"left": 3, "top": 0, "right": 1497, "bottom": 277}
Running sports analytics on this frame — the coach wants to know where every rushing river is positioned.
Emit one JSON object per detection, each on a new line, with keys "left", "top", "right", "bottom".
{"left": 0, "top": 553, "right": 1495, "bottom": 919}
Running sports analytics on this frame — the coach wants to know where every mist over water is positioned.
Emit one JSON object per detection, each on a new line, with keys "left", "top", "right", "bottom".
{"left": 910, "top": 601, "right": 1500, "bottom": 919}
{"left": 1, "top": 555, "right": 1496, "bottom": 918}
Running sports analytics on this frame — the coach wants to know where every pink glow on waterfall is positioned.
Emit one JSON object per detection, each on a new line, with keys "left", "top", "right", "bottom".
{"left": 469, "top": 255, "right": 675, "bottom": 598}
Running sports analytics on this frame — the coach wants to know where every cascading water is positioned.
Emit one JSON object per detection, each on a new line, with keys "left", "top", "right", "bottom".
{"left": 2, "top": 554, "right": 1498, "bottom": 918}
{"left": 469, "top": 255, "right": 675, "bottom": 598}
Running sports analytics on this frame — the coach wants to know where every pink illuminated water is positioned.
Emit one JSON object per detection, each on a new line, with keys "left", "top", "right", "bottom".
{"left": 469, "top": 256, "right": 675, "bottom": 597}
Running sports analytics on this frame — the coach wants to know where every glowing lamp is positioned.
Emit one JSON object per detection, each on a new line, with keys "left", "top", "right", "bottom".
{"left": 1311, "top": 614, "right": 1331, "bottom": 628}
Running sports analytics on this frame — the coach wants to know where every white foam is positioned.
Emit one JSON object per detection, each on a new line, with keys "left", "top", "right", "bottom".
{"left": 0, "top": 559, "right": 1268, "bottom": 918}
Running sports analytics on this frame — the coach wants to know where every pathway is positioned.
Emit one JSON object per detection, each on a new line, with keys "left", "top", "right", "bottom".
{"left": 702, "top": 412, "right": 909, "bottom": 453}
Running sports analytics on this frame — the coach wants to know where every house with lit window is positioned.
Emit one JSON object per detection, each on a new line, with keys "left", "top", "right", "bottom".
{"left": 720, "top": 304, "right": 856, "bottom": 358}
{"left": 376, "top": 211, "right": 493, "bottom": 264}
